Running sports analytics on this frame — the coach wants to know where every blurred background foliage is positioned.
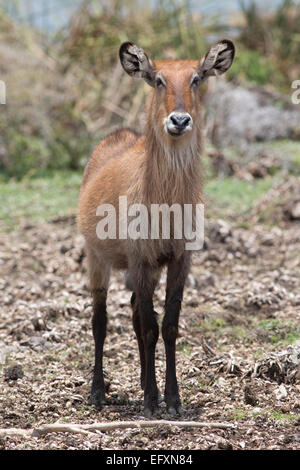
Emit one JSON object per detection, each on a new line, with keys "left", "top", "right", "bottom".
{"left": 0, "top": 0, "right": 299, "bottom": 179}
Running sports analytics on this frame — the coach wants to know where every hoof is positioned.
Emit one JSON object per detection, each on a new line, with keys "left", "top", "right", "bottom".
{"left": 165, "top": 393, "right": 183, "bottom": 416}
{"left": 144, "top": 393, "right": 159, "bottom": 418}
{"left": 90, "top": 390, "right": 107, "bottom": 410}
{"left": 168, "top": 405, "right": 185, "bottom": 416}
{"left": 167, "top": 405, "right": 184, "bottom": 416}
{"left": 167, "top": 406, "right": 177, "bottom": 416}
{"left": 144, "top": 407, "right": 153, "bottom": 419}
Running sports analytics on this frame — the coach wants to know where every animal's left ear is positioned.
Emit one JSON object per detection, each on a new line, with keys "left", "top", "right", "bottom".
{"left": 119, "top": 42, "right": 156, "bottom": 87}
{"left": 198, "top": 39, "right": 235, "bottom": 81}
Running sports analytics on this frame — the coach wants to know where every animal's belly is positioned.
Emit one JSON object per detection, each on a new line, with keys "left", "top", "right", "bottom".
{"left": 128, "top": 238, "right": 186, "bottom": 267}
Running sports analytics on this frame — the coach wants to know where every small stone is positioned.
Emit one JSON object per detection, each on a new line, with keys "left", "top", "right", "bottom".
{"left": 244, "top": 384, "right": 258, "bottom": 406}
{"left": 4, "top": 365, "right": 24, "bottom": 381}
{"left": 275, "top": 384, "right": 288, "bottom": 400}
{"left": 217, "top": 439, "right": 233, "bottom": 450}
{"left": 281, "top": 404, "right": 290, "bottom": 413}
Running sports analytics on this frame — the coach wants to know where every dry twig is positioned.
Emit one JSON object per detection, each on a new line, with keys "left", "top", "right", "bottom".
{"left": 0, "top": 420, "right": 235, "bottom": 439}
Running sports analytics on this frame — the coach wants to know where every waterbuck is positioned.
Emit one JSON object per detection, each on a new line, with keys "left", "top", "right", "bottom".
{"left": 78, "top": 40, "right": 235, "bottom": 417}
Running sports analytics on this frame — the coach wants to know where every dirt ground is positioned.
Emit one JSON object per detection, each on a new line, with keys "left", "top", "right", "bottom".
{"left": 0, "top": 178, "right": 300, "bottom": 450}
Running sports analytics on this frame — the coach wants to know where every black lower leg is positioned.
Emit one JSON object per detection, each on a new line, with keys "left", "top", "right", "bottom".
{"left": 129, "top": 262, "right": 160, "bottom": 417}
{"left": 131, "top": 292, "right": 145, "bottom": 390}
{"left": 162, "top": 255, "right": 190, "bottom": 414}
{"left": 90, "top": 287, "right": 107, "bottom": 408}
{"left": 140, "top": 298, "right": 159, "bottom": 417}
{"left": 162, "top": 293, "right": 182, "bottom": 414}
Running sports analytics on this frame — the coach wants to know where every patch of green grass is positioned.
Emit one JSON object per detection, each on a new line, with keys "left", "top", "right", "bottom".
{"left": 205, "top": 176, "right": 275, "bottom": 217}
{"left": 251, "top": 409, "right": 265, "bottom": 419}
{"left": 257, "top": 319, "right": 300, "bottom": 345}
{"left": 204, "top": 140, "right": 300, "bottom": 218}
{"left": 201, "top": 317, "right": 227, "bottom": 330}
{"left": 196, "top": 315, "right": 250, "bottom": 345}
{"left": 79, "top": 404, "right": 95, "bottom": 414}
{"left": 270, "top": 412, "right": 298, "bottom": 421}
{"left": 0, "top": 171, "right": 82, "bottom": 230}
{"left": 227, "top": 408, "right": 249, "bottom": 421}
{"left": 230, "top": 325, "right": 249, "bottom": 339}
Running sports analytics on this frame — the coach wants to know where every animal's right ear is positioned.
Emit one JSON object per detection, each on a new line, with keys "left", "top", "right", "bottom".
{"left": 119, "top": 42, "right": 156, "bottom": 87}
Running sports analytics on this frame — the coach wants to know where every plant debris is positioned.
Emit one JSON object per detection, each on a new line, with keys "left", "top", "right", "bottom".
{"left": 0, "top": 189, "right": 299, "bottom": 449}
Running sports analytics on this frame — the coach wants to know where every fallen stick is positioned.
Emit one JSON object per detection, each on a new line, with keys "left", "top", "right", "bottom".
{"left": 0, "top": 428, "right": 30, "bottom": 438}
{"left": 0, "top": 420, "right": 235, "bottom": 439}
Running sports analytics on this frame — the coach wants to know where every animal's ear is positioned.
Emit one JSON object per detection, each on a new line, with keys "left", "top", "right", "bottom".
{"left": 119, "top": 42, "right": 156, "bottom": 87}
{"left": 198, "top": 39, "right": 235, "bottom": 82}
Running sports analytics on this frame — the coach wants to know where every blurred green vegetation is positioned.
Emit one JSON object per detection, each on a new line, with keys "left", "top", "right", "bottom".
{"left": 238, "top": 0, "right": 300, "bottom": 89}
{"left": 0, "top": 171, "right": 82, "bottom": 229}
{"left": 0, "top": 139, "right": 299, "bottom": 230}
{"left": 228, "top": 47, "right": 283, "bottom": 86}
{"left": 205, "top": 176, "right": 275, "bottom": 216}
{"left": 0, "top": 0, "right": 299, "bottom": 180}
{"left": 0, "top": 167, "right": 281, "bottom": 229}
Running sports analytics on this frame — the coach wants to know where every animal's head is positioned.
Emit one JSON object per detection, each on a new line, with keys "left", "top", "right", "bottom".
{"left": 119, "top": 40, "right": 235, "bottom": 142}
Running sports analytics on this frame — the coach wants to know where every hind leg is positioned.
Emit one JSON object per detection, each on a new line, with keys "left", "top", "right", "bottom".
{"left": 87, "top": 247, "right": 110, "bottom": 409}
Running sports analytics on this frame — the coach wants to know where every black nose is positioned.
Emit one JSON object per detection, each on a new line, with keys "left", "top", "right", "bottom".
{"left": 170, "top": 113, "right": 191, "bottom": 130}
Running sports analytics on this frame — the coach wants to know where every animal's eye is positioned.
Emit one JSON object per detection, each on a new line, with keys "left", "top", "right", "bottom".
{"left": 156, "top": 77, "right": 165, "bottom": 88}
{"left": 191, "top": 75, "right": 201, "bottom": 88}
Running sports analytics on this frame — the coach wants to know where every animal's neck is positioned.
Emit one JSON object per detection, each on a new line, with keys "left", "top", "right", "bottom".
{"left": 143, "top": 123, "right": 203, "bottom": 206}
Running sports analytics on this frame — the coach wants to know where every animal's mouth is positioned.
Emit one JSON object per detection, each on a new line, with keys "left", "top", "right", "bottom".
{"left": 166, "top": 128, "right": 185, "bottom": 137}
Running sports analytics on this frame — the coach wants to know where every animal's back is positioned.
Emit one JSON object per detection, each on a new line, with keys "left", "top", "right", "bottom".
{"left": 81, "top": 128, "right": 141, "bottom": 187}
